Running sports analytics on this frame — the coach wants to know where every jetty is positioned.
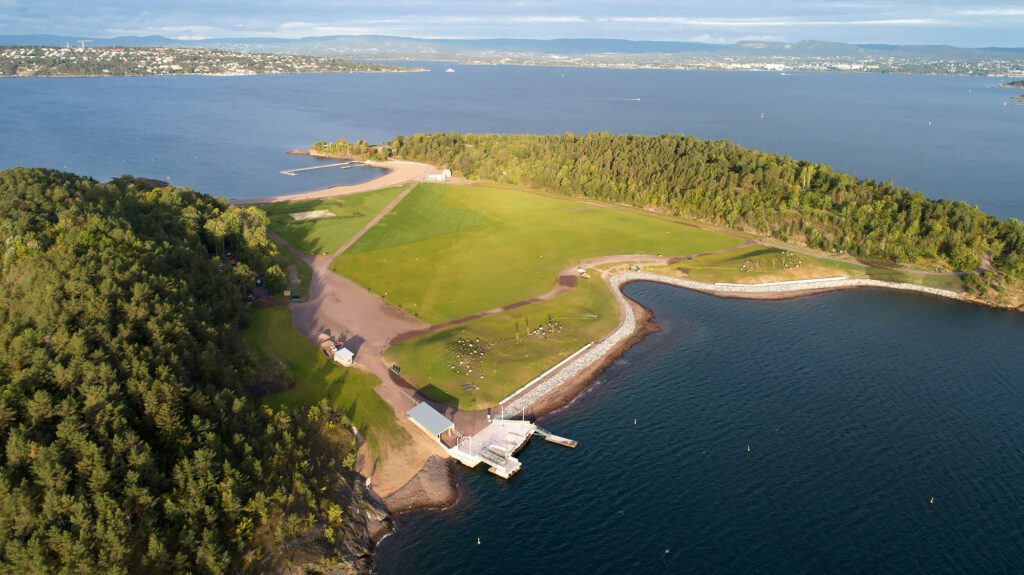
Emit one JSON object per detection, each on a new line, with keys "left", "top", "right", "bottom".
{"left": 404, "top": 406, "right": 578, "bottom": 479}
{"left": 280, "top": 160, "right": 362, "bottom": 176}
{"left": 535, "top": 426, "right": 578, "bottom": 448}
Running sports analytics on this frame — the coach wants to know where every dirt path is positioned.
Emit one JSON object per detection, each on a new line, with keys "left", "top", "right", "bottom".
{"left": 261, "top": 177, "right": 454, "bottom": 496}
{"left": 391, "top": 245, "right": 754, "bottom": 345}
{"left": 330, "top": 181, "right": 418, "bottom": 259}
{"left": 232, "top": 159, "right": 433, "bottom": 205}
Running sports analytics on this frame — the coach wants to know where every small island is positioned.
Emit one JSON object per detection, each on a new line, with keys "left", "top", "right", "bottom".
{"left": 1002, "top": 79, "right": 1024, "bottom": 100}
{"left": 0, "top": 45, "right": 417, "bottom": 77}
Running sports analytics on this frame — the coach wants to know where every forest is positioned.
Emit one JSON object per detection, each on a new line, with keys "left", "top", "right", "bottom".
{"left": 0, "top": 169, "right": 380, "bottom": 573}
{"left": 380, "top": 132, "right": 1024, "bottom": 294}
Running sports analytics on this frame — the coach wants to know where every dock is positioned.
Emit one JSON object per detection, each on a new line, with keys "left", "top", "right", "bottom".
{"left": 280, "top": 161, "right": 361, "bottom": 176}
{"left": 534, "top": 426, "right": 578, "bottom": 448}
{"left": 446, "top": 419, "right": 578, "bottom": 479}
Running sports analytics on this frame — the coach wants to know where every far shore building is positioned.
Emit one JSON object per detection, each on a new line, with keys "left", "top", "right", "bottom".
{"left": 406, "top": 402, "right": 455, "bottom": 444}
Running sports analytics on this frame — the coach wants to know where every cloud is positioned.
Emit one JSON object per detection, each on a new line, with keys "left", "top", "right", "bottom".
{"left": 3, "top": 0, "right": 1024, "bottom": 46}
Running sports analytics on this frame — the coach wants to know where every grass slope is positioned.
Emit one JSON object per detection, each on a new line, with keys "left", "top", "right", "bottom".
{"left": 242, "top": 306, "right": 406, "bottom": 452}
{"left": 387, "top": 275, "right": 619, "bottom": 409}
{"left": 335, "top": 183, "right": 743, "bottom": 323}
{"left": 262, "top": 185, "right": 404, "bottom": 255}
{"left": 662, "top": 245, "right": 963, "bottom": 291}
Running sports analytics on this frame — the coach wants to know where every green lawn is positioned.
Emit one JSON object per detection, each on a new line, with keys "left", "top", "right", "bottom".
{"left": 335, "top": 183, "right": 743, "bottom": 323}
{"left": 242, "top": 306, "right": 407, "bottom": 452}
{"left": 270, "top": 240, "right": 312, "bottom": 302}
{"left": 386, "top": 275, "right": 620, "bottom": 409}
{"left": 261, "top": 185, "right": 405, "bottom": 255}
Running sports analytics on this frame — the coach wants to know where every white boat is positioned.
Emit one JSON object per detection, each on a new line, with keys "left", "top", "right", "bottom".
{"left": 445, "top": 67, "right": 455, "bottom": 73}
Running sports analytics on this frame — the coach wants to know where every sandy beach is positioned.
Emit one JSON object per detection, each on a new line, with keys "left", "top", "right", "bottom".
{"left": 231, "top": 158, "right": 434, "bottom": 205}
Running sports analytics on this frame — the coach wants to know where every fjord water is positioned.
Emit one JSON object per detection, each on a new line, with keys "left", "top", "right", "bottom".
{"left": 1, "top": 66, "right": 1022, "bottom": 217}
{"left": 376, "top": 284, "right": 1024, "bottom": 574}
{"left": 2, "top": 66, "right": 1022, "bottom": 572}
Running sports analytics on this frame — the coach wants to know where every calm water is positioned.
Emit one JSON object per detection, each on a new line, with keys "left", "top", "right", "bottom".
{"left": 1, "top": 66, "right": 1022, "bottom": 216}
{"left": 2, "top": 66, "right": 1023, "bottom": 572}
{"left": 376, "top": 285, "right": 1024, "bottom": 574}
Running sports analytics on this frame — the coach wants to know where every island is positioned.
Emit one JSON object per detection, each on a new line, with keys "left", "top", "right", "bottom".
{"left": 3, "top": 131, "right": 1023, "bottom": 573}
{"left": 0, "top": 45, "right": 416, "bottom": 77}
{"left": 1003, "top": 79, "right": 1024, "bottom": 100}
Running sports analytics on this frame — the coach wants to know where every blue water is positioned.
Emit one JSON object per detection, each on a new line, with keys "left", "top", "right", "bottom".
{"left": 1, "top": 66, "right": 1022, "bottom": 215}
{"left": 375, "top": 285, "right": 1024, "bottom": 574}
{"left": 3, "top": 65, "right": 1023, "bottom": 572}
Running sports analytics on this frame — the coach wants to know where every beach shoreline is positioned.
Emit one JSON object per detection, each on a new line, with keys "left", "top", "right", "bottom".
{"left": 230, "top": 156, "right": 433, "bottom": 205}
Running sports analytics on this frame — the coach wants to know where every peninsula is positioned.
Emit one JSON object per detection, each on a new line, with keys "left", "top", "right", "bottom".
{"left": 239, "top": 132, "right": 1024, "bottom": 527}
{"left": 0, "top": 45, "right": 415, "bottom": 77}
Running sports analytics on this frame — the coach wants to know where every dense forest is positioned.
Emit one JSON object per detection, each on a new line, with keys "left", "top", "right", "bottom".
{"left": 310, "top": 139, "right": 391, "bottom": 161}
{"left": 377, "top": 132, "right": 1024, "bottom": 295}
{"left": 0, "top": 169, "right": 382, "bottom": 573}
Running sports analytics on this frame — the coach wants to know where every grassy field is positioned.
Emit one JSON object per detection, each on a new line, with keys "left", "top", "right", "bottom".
{"left": 386, "top": 274, "right": 620, "bottom": 409}
{"left": 650, "top": 245, "right": 963, "bottom": 291}
{"left": 270, "top": 239, "right": 312, "bottom": 302}
{"left": 261, "top": 185, "right": 405, "bottom": 255}
{"left": 242, "top": 306, "right": 406, "bottom": 452}
{"left": 335, "top": 183, "right": 744, "bottom": 323}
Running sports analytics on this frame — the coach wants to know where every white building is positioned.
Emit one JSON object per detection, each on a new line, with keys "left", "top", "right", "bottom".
{"left": 333, "top": 347, "right": 355, "bottom": 367}
{"left": 426, "top": 168, "right": 452, "bottom": 182}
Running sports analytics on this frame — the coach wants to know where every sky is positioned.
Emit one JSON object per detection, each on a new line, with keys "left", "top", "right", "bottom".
{"left": 2, "top": 1, "right": 1023, "bottom": 46}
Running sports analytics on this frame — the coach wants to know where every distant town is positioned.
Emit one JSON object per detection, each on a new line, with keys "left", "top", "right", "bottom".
{"left": 0, "top": 45, "right": 414, "bottom": 77}
{"left": 445, "top": 52, "right": 1024, "bottom": 76}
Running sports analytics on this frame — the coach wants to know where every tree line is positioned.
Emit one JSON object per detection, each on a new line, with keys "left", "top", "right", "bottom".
{"left": 382, "top": 132, "right": 1024, "bottom": 294}
{"left": 0, "top": 169, "right": 377, "bottom": 573}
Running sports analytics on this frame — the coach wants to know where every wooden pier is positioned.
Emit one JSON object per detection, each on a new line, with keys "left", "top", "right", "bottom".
{"left": 534, "top": 426, "right": 578, "bottom": 448}
{"left": 279, "top": 161, "right": 361, "bottom": 176}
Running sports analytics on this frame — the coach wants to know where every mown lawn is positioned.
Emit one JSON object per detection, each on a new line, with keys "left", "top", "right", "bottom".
{"left": 386, "top": 275, "right": 620, "bottom": 409}
{"left": 334, "top": 183, "right": 743, "bottom": 323}
{"left": 261, "top": 185, "right": 405, "bottom": 255}
{"left": 242, "top": 306, "right": 407, "bottom": 452}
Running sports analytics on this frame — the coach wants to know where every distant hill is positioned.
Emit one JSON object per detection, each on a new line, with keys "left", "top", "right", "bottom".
{"left": 3, "top": 33, "right": 1022, "bottom": 60}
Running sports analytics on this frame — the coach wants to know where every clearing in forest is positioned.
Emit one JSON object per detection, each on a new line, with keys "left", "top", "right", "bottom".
{"left": 334, "top": 183, "right": 744, "bottom": 323}
{"left": 241, "top": 306, "right": 407, "bottom": 452}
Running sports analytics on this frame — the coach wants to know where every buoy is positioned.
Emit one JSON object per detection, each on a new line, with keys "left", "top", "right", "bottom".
{"left": 477, "top": 537, "right": 481, "bottom": 545}
{"left": 930, "top": 497, "right": 935, "bottom": 505}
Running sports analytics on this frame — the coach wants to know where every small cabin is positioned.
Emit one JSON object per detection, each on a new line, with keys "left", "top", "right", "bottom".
{"left": 333, "top": 347, "right": 355, "bottom": 367}
{"left": 425, "top": 168, "right": 452, "bottom": 182}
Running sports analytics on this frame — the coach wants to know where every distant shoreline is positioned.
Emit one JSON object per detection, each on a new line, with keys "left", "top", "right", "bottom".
{"left": 0, "top": 69, "right": 423, "bottom": 79}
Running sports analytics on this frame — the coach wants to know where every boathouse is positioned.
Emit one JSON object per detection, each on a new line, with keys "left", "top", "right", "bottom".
{"left": 406, "top": 402, "right": 454, "bottom": 441}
